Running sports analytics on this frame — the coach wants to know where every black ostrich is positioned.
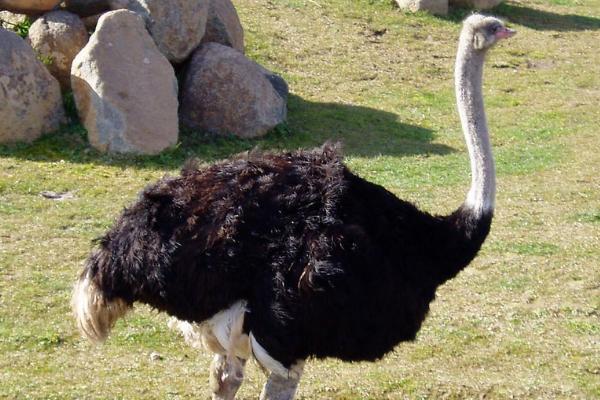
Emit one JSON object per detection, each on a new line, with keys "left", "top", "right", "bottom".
{"left": 73, "top": 14, "right": 515, "bottom": 400}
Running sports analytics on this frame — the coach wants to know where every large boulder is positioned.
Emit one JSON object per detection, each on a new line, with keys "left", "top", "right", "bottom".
{"left": 27, "top": 10, "right": 89, "bottom": 91}
{"left": 396, "top": 0, "right": 448, "bottom": 15}
{"left": 0, "top": 28, "right": 65, "bottom": 144}
{"left": 71, "top": 10, "right": 178, "bottom": 154}
{"left": 449, "top": 0, "right": 503, "bottom": 9}
{"left": 201, "top": 0, "right": 244, "bottom": 53}
{"left": 62, "top": 0, "right": 110, "bottom": 17}
{"left": 81, "top": 12, "right": 103, "bottom": 30}
{"left": 180, "top": 43, "right": 288, "bottom": 138}
{"left": 108, "top": 0, "right": 209, "bottom": 63}
{"left": 0, "top": 0, "right": 61, "bottom": 14}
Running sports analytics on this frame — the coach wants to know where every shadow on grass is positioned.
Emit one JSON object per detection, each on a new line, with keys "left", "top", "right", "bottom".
{"left": 445, "top": 3, "right": 600, "bottom": 31}
{"left": 0, "top": 94, "right": 454, "bottom": 170}
{"left": 495, "top": 3, "right": 600, "bottom": 31}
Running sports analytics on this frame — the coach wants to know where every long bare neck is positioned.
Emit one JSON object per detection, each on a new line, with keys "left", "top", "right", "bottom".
{"left": 455, "top": 34, "right": 495, "bottom": 219}
{"left": 422, "top": 27, "right": 496, "bottom": 286}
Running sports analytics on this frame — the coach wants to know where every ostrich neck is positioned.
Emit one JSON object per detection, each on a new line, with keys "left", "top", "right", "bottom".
{"left": 455, "top": 42, "right": 496, "bottom": 218}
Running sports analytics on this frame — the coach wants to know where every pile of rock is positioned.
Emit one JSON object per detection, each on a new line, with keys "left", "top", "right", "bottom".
{"left": 396, "top": 0, "right": 504, "bottom": 16}
{"left": 0, "top": 0, "right": 288, "bottom": 154}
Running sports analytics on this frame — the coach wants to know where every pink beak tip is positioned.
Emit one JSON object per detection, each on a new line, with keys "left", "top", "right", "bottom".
{"left": 497, "top": 27, "right": 517, "bottom": 40}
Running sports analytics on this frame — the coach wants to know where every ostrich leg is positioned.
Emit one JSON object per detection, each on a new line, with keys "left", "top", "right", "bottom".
{"left": 259, "top": 374, "right": 301, "bottom": 400}
{"left": 210, "top": 354, "right": 246, "bottom": 400}
{"left": 259, "top": 362, "right": 304, "bottom": 400}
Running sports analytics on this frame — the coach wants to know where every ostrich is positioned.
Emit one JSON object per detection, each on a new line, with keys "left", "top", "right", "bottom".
{"left": 73, "top": 14, "right": 515, "bottom": 400}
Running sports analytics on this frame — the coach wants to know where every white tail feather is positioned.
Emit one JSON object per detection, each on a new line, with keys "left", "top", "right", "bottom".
{"left": 72, "top": 274, "right": 130, "bottom": 342}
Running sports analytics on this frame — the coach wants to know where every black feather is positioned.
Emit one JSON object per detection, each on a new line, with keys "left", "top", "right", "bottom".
{"left": 82, "top": 143, "right": 492, "bottom": 367}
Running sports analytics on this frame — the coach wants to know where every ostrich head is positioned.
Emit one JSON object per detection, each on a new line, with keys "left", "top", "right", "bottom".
{"left": 463, "top": 14, "right": 516, "bottom": 51}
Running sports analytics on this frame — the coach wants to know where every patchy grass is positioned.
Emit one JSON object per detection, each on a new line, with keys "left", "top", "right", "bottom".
{"left": 1, "top": 0, "right": 600, "bottom": 399}
{"left": 573, "top": 210, "right": 600, "bottom": 224}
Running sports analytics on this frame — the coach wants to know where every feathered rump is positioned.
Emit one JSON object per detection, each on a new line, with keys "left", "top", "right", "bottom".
{"left": 72, "top": 143, "right": 348, "bottom": 341}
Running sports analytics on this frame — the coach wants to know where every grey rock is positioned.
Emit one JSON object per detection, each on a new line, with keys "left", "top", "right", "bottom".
{"left": 81, "top": 12, "right": 103, "bottom": 30}
{"left": 0, "top": 27, "right": 65, "bottom": 144}
{"left": 396, "top": 0, "right": 448, "bottom": 15}
{"left": 201, "top": 0, "right": 244, "bottom": 53}
{"left": 180, "top": 43, "right": 287, "bottom": 138}
{"left": 0, "top": 10, "right": 29, "bottom": 29}
{"left": 71, "top": 10, "right": 178, "bottom": 154}
{"left": 63, "top": 0, "right": 110, "bottom": 17}
{"left": 40, "top": 190, "right": 76, "bottom": 200}
{"left": 108, "top": 0, "right": 209, "bottom": 63}
{"left": 265, "top": 73, "right": 289, "bottom": 102}
{"left": 27, "top": 10, "right": 89, "bottom": 91}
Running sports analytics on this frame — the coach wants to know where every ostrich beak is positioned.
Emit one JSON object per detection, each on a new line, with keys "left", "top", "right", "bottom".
{"left": 496, "top": 27, "right": 516, "bottom": 40}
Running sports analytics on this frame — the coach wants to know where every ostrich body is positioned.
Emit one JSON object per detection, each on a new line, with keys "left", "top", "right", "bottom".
{"left": 73, "top": 15, "right": 515, "bottom": 400}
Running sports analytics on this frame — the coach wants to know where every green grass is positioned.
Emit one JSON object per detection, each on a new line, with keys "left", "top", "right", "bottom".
{"left": 573, "top": 210, "right": 600, "bottom": 224}
{"left": 1, "top": 0, "right": 600, "bottom": 399}
{"left": 0, "top": 14, "right": 32, "bottom": 38}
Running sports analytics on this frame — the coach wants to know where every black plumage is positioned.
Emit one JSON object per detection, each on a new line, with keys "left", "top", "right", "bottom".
{"left": 83, "top": 143, "right": 491, "bottom": 368}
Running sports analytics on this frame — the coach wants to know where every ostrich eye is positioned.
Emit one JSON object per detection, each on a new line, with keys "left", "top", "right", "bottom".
{"left": 489, "top": 24, "right": 501, "bottom": 34}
